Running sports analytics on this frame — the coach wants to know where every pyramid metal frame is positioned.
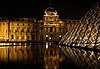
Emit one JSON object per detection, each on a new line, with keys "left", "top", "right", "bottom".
{"left": 59, "top": 0, "right": 100, "bottom": 50}
{"left": 59, "top": 1, "right": 100, "bottom": 69}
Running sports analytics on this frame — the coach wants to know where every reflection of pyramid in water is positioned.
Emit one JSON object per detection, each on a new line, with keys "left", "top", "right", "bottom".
{"left": 59, "top": 0, "right": 100, "bottom": 49}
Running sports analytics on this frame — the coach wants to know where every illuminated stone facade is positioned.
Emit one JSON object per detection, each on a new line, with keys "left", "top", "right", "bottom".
{"left": 37, "top": 7, "right": 77, "bottom": 42}
{"left": 0, "top": 18, "right": 36, "bottom": 42}
{"left": 9, "top": 18, "right": 36, "bottom": 42}
{"left": 0, "top": 7, "right": 76, "bottom": 42}
{"left": 0, "top": 18, "right": 8, "bottom": 41}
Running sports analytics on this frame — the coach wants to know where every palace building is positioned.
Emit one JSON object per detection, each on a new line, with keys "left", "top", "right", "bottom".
{"left": 0, "top": 17, "right": 36, "bottom": 42}
{"left": 0, "top": 7, "right": 77, "bottom": 42}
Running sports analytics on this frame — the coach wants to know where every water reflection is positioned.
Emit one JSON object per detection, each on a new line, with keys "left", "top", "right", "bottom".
{"left": 1, "top": 42, "right": 99, "bottom": 69}
{"left": 60, "top": 45, "right": 100, "bottom": 69}
{"left": 0, "top": 42, "right": 65, "bottom": 69}
{"left": 0, "top": 44, "right": 33, "bottom": 63}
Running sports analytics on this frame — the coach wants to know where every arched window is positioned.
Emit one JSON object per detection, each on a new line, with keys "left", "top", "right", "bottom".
{"left": 27, "top": 28, "right": 30, "bottom": 32}
{"left": 11, "top": 35, "right": 14, "bottom": 39}
{"left": 50, "top": 27, "right": 53, "bottom": 32}
{"left": 15, "top": 28, "right": 19, "bottom": 32}
{"left": 40, "top": 35, "right": 43, "bottom": 40}
{"left": 27, "top": 36, "right": 30, "bottom": 40}
{"left": 21, "top": 28, "right": 24, "bottom": 32}
{"left": 16, "top": 35, "right": 19, "bottom": 39}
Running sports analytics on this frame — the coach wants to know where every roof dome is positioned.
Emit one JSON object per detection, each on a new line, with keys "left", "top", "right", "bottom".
{"left": 45, "top": 7, "right": 56, "bottom": 12}
{"left": 44, "top": 7, "right": 57, "bottom": 15}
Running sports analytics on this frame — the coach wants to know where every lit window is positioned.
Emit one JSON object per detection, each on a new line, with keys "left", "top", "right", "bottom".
{"left": 98, "top": 56, "right": 100, "bottom": 60}
{"left": 46, "top": 35, "right": 48, "bottom": 37}
{"left": 2, "top": 29, "right": 3, "bottom": 32}
{"left": 59, "top": 35, "right": 61, "bottom": 37}
{"left": 49, "top": 37, "right": 51, "bottom": 39}
{"left": 60, "top": 21, "right": 62, "bottom": 23}
{"left": 46, "top": 42, "right": 48, "bottom": 49}
{"left": 3, "top": 35, "right": 4, "bottom": 37}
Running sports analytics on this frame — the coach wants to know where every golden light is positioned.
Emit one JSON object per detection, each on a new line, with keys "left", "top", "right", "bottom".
{"left": 46, "top": 35, "right": 48, "bottom": 37}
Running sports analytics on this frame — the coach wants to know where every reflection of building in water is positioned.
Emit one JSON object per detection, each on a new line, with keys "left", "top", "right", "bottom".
{"left": 0, "top": 43, "right": 65, "bottom": 69}
{"left": 44, "top": 42, "right": 65, "bottom": 69}
{"left": 0, "top": 46, "right": 8, "bottom": 63}
{"left": 0, "top": 45, "right": 33, "bottom": 63}
{"left": 0, "top": 7, "right": 77, "bottom": 42}
{"left": 33, "top": 42, "right": 65, "bottom": 69}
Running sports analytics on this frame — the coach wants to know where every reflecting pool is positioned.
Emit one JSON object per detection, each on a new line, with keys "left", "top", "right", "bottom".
{"left": 0, "top": 42, "right": 100, "bottom": 69}
{"left": 0, "top": 42, "right": 65, "bottom": 69}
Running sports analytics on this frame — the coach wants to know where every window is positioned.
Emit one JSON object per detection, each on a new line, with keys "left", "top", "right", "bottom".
{"left": 46, "top": 35, "right": 48, "bottom": 37}
{"left": 27, "top": 28, "right": 30, "bottom": 32}
{"left": 11, "top": 35, "right": 14, "bottom": 39}
{"left": 41, "top": 28, "right": 43, "bottom": 32}
{"left": 3, "top": 23, "right": 5, "bottom": 25}
{"left": 2, "top": 28, "right": 4, "bottom": 32}
{"left": 27, "top": 36, "right": 30, "bottom": 39}
{"left": 21, "top": 28, "right": 24, "bottom": 32}
{"left": 12, "top": 23, "right": 13, "bottom": 26}
{"left": 59, "top": 35, "right": 61, "bottom": 37}
{"left": 15, "top": 28, "right": 19, "bottom": 32}
{"left": 46, "top": 37, "right": 48, "bottom": 41}
{"left": 22, "top": 35, "right": 24, "bottom": 40}
{"left": 59, "top": 28, "right": 61, "bottom": 32}
{"left": 32, "top": 35, "right": 35, "bottom": 40}
{"left": 6, "top": 29, "right": 7, "bottom": 32}
{"left": 17, "top": 24, "right": 19, "bottom": 26}
{"left": 16, "top": 35, "right": 19, "bottom": 39}
{"left": 23, "top": 24, "right": 24, "bottom": 26}
{"left": 28, "top": 24, "right": 30, "bottom": 26}
{"left": 50, "top": 50, "right": 53, "bottom": 55}
{"left": 50, "top": 35, "right": 52, "bottom": 40}
{"left": 55, "top": 28, "right": 56, "bottom": 32}
{"left": 70, "top": 24, "right": 72, "bottom": 27}
{"left": 46, "top": 27, "right": 48, "bottom": 32}
{"left": 50, "top": 27, "right": 53, "bottom": 32}
{"left": 40, "top": 35, "right": 43, "bottom": 40}
{"left": 66, "top": 29, "right": 68, "bottom": 32}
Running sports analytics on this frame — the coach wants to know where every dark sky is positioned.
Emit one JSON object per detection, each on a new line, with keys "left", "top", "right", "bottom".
{"left": 0, "top": 0, "right": 98, "bottom": 19}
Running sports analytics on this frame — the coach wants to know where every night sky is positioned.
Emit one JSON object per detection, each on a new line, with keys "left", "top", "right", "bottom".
{"left": 0, "top": 0, "right": 98, "bottom": 19}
